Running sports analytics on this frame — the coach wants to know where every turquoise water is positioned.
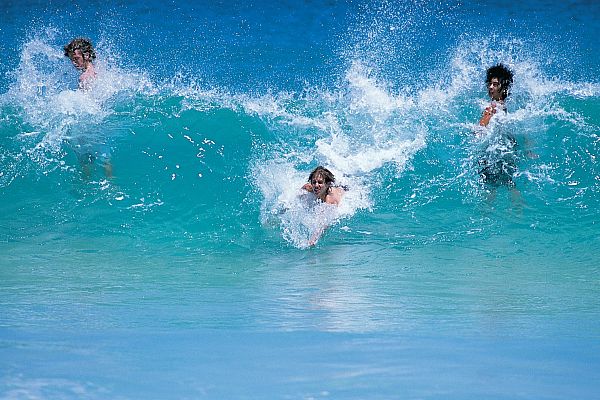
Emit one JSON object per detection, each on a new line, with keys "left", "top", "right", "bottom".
{"left": 1, "top": 0, "right": 600, "bottom": 398}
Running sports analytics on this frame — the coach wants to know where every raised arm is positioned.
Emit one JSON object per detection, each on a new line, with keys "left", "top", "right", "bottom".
{"left": 479, "top": 103, "right": 497, "bottom": 127}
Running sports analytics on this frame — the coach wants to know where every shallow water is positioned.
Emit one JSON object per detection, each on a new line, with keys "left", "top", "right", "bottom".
{"left": 1, "top": 0, "right": 600, "bottom": 398}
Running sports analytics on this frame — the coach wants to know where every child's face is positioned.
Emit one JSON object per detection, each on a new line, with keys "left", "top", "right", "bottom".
{"left": 69, "top": 49, "right": 87, "bottom": 70}
{"left": 488, "top": 77, "right": 503, "bottom": 101}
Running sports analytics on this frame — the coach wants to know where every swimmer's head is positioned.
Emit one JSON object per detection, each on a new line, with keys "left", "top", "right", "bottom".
{"left": 486, "top": 64, "right": 513, "bottom": 101}
{"left": 64, "top": 38, "right": 96, "bottom": 70}
{"left": 308, "top": 166, "right": 335, "bottom": 200}
{"left": 308, "top": 166, "right": 335, "bottom": 184}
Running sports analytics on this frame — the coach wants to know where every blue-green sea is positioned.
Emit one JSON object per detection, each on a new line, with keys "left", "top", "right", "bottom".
{"left": 1, "top": 0, "right": 599, "bottom": 398}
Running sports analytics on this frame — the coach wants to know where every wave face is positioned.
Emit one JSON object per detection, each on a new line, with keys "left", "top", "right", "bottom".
{"left": 1, "top": 1, "right": 600, "bottom": 398}
{"left": 2, "top": 29, "right": 598, "bottom": 249}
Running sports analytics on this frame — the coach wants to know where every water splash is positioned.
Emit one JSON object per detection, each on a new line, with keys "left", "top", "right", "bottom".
{"left": 1, "top": 28, "right": 598, "bottom": 248}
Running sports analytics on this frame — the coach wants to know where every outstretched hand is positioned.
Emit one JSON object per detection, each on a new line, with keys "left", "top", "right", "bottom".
{"left": 479, "top": 103, "right": 497, "bottom": 127}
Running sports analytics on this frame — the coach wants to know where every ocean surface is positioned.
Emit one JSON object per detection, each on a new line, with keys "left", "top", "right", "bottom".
{"left": 1, "top": 0, "right": 599, "bottom": 398}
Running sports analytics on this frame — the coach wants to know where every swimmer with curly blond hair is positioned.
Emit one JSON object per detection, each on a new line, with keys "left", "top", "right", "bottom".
{"left": 64, "top": 38, "right": 97, "bottom": 89}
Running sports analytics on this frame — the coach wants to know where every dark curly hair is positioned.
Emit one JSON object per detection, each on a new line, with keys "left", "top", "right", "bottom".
{"left": 64, "top": 38, "right": 96, "bottom": 61}
{"left": 486, "top": 63, "right": 514, "bottom": 98}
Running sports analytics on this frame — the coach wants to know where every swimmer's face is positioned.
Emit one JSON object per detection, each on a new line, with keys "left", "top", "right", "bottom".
{"left": 311, "top": 174, "right": 329, "bottom": 195}
{"left": 69, "top": 49, "right": 87, "bottom": 70}
{"left": 488, "top": 77, "right": 504, "bottom": 101}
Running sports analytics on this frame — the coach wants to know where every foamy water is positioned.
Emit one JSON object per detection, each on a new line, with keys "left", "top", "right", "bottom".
{"left": 1, "top": 1, "right": 599, "bottom": 398}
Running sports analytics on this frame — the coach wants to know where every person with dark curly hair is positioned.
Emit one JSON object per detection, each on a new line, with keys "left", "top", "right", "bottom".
{"left": 64, "top": 38, "right": 97, "bottom": 89}
{"left": 476, "top": 63, "right": 521, "bottom": 195}
{"left": 479, "top": 63, "right": 514, "bottom": 127}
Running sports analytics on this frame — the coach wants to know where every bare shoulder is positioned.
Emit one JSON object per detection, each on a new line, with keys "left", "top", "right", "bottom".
{"left": 326, "top": 186, "right": 345, "bottom": 205}
{"left": 79, "top": 65, "right": 97, "bottom": 88}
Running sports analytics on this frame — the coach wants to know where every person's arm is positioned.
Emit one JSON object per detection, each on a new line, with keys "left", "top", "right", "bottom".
{"left": 308, "top": 188, "right": 345, "bottom": 246}
{"left": 479, "top": 104, "right": 496, "bottom": 127}
{"left": 308, "top": 225, "right": 326, "bottom": 247}
{"left": 301, "top": 183, "right": 313, "bottom": 192}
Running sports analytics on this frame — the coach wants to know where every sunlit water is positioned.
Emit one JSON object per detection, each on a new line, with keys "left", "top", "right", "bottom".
{"left": 1, "top": 0, "right": 599, "bottom": 398}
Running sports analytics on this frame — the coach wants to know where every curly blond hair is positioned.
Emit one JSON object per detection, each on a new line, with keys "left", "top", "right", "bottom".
{"left": 64, "top": 38, "right": 96, "bottom": 61}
